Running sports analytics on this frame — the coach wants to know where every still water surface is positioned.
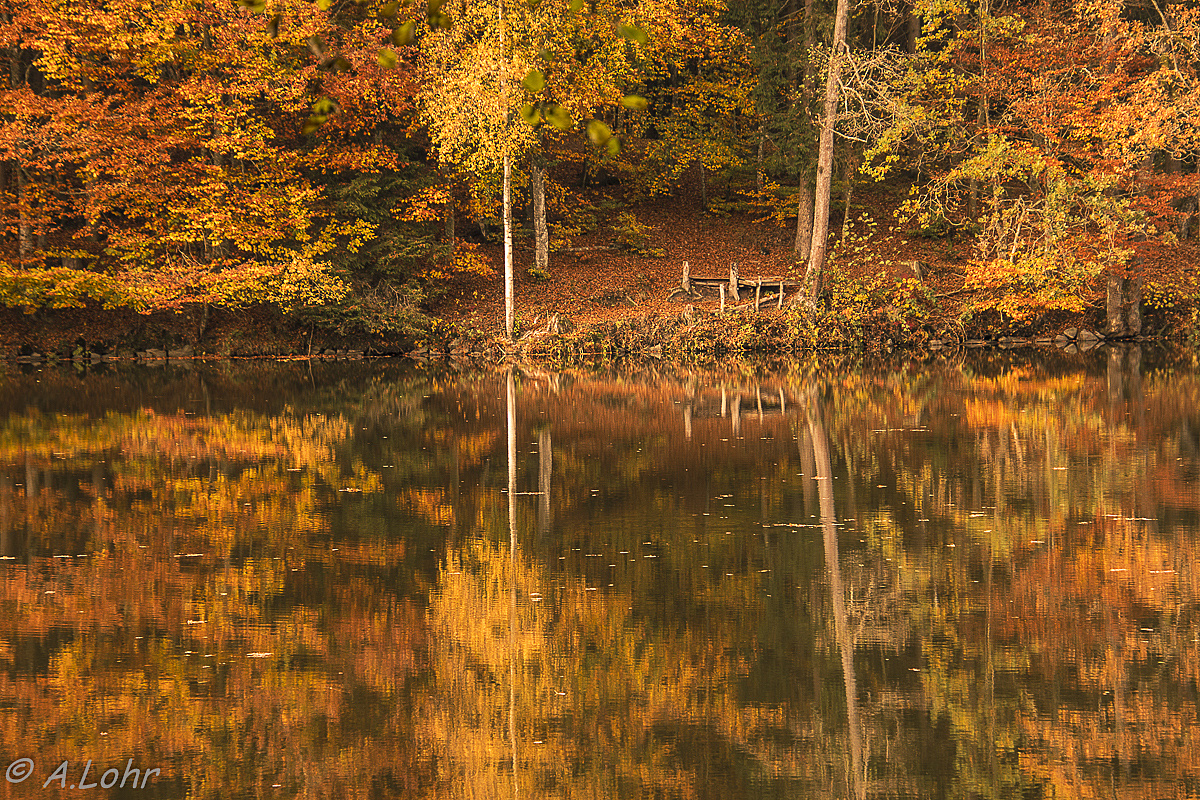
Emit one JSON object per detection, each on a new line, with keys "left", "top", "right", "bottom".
{"left": 1, "top": 349, "right": 1198, "bottom": 799}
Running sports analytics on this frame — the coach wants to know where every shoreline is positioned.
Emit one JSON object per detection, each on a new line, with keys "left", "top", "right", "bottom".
{"left": 0, "top": 301, "right": 1176, "bottom": 367}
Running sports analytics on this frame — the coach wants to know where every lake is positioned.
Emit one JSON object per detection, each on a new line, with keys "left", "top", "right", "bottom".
{"left": 1, "top": 347, "right": 1197, "bottom": 799}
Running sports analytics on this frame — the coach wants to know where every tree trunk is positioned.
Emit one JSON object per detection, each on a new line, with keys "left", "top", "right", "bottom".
{"left": 840, "top": 155, "right": 855, "bottom": 245}
{"left": 795, "top": 180, "right": 813, "bottom": 259}
{"left": 699, "top": 161, "right": 707, "bottom": 209}
{"left": 16, "top": 167, "right": 31, "bottom": 258}
{"left": 1125, "top": 276, "right": 1143, "bottom": 335}
{"left": 531, "top": 162, "right": 549, "bottom": 274}
{"left": 504, "top": 152, "right": 514, "bottom": 339}
{"left": 906, "top": 2, "right": 921, "bottom": 52}
{"left": 756, "top": 130, "right": 765, "bottom": 192}
{"left": 803, "top": 0, "right": 852, "bottom": 310}
{"left": 1106, "top": 272, "right": 1126, "bottom": 337}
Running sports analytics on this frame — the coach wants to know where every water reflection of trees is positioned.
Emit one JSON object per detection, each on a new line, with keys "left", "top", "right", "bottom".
{"left": 2, "top": 353, "right": 1200, "bottom": 798}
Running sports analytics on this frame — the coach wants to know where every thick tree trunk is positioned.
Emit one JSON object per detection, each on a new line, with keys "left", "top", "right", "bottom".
{"left": 906, "top": 2, "right": 921, "bottom": 52}
{"left": 1125, "top": 277, "right": 1143, "bottom": 335}
{"left": 803, "top": 0, "right": 851, "bottom": 310}
{"left": 795, "top": 180, "right": 813, "bottom": 259}
{"left": 1107, "top": 273, "right": 1127, "bottom": 337}
{"left": 531, "top": 162, "right": 549, "bottom": 274}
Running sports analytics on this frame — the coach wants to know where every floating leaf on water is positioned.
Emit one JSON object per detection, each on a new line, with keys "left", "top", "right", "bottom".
{"left": 545, "top": 104, "right": 573, "bottom": 130}
{"left": 539, "top": 48, "right": 555, "bottom": 61}
{"left": 519, "top": 102, "right": 542, "bottom": 126}
{"left": 619, "top": 94, "right": 647, "bottom": 111}
{"left": 333, "top": 57, "right": 352, "bottom": 71}
{"left": 380, "top": 0, "right": 399, "bottom": 14}
{"left": 312, "top": 96, "right": 339, "bottom": 115}
{"left": 521, "top": 69, "right": 545, "bottom": 92}
{"left": 617, "top": 23, "right": 648, "bottom": 45}
{"left": 569, "top": 0, "right": 583, "bottom": 10}
{"left": 429, "top": 10, "right": 451, "bottom": 27}
{"left": 586, "top": 119, "right": 612, "bottom": 146}
{"left": 393, "top": 20, "right": 417, "bottom": 45}
{"left": 606, "top": 136, "right": 620, "bottom": 156}
{"left": 238, "top": 0, "right": 266, "bottom": 12}
{"left": 377, "top": 47, "right": 397, "bottom": 67}
{"left": 302, "top": 116, "right": 323, "bottom": 135}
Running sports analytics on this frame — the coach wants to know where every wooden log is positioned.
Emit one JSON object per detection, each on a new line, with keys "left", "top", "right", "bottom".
{"left": 719, "top": 283, "right": 726, "bottom": 312}
{"left": 729, "top": 262, "right": 740, "bottom": 301}
{"left": 777, "top": 281, "right": 784, "bottom": 309}
{"left": 682, "top": 260, "right": 691, "bottom": 293}
{"left": 755, "top": 282, "right": 762, "bottom": 308}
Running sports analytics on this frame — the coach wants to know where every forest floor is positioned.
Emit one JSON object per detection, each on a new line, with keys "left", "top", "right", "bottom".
{"left": 429, "top": 179, "right": 973, "bottom": 338}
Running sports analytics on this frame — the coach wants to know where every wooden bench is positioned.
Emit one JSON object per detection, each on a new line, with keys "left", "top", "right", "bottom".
{"left": 676, "top": 261, "right": 803, "bottom": 311}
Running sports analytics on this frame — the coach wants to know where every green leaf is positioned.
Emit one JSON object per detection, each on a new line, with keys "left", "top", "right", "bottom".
{"left": 616, "top": 23, "right": 648, "bottom": 45}
{"left": 302, "top": 116, "right": 324, "bottom": 135}
{"left": 568, "top": 0, "right": 583, "bottom": 11}
{"left": 238, "top": 0, "right": 266, "bottom": 12}
{"left": 377, "top": 48, "right": 397, "bottom": 68}
{"left": 619, "top": 94, "right": 647, "bottom": 111}
{"left": 428, "top": 10, "right": 451, "bottom": 28}
{"left": 606, "top": 137, "right": 620, "bottom": 156}
{"left": 313, "top": 96, "right": 339, "bottom": 115}
{"left": 587, "top": 119, "right": 612, "bottom": 146}
{"left": 545, "top": 104, "right": 573, "bottom": 130}
{"left": 393, "top": 21, "right": 417, "bottom": 45}
{"left": 521, "top": 69, "right": 545, "bottom": 93}
{"left": 520, "top": 103, "right": 542, "bottom": 126}
{"left": 379, "top": 1, "right": 399, "bottom": 15}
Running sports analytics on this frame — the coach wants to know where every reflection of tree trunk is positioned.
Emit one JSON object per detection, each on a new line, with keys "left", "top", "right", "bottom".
{"left": 537, "top": 426, "right": 551, "bottom": 539}
{"left": 0, "top": 478, "right": 9, "bottom": 557}
{"left": 806, "top": 386, "right": 865, "bottom": 800}
{"left": 506, "top": 369, "right": 519, "bottom": 799}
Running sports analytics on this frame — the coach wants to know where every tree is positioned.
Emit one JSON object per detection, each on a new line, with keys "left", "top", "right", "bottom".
{"left": 801, "top": 0, "right": 851, "bottom": 310}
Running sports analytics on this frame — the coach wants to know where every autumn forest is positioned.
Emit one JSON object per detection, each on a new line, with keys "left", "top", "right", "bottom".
{"left": 1, "top": 0, "right": 1198, "bottom": 349}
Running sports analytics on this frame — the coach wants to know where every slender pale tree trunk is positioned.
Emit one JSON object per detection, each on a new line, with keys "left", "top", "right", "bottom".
{"left": 500, "top": 0, "right": 514, "bottom": 339}
{"left": 504, "top": 154, "right": 513, "bottom": 339}
{"left": 803, "top": 0, "right": 852, "bottom": 310}
{"left": 532, "top": 161, "right": 548, "bottom": 274}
